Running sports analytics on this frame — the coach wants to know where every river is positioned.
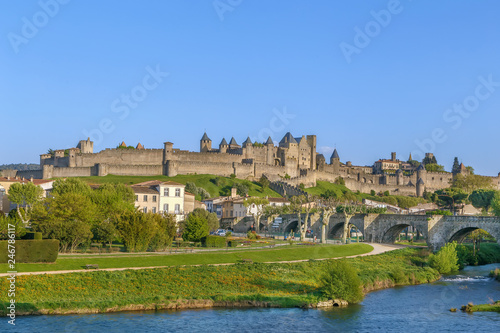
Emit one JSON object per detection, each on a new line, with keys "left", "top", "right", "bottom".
{"left": 6, "top": 264, "right": 500, "bottom": 333}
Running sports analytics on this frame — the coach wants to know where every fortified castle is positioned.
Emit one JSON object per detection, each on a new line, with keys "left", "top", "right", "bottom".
{"left": 11, "top": 133, "right": 500, "bottom": 197}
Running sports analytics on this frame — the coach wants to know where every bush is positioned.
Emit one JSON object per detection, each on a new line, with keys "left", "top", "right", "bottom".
{"left": 320, "top": 260, "right": 364, "bottom": 303}
{"left": 370, "top": 190, "right": 376, "bottom": 196}
{"left": 203, "top": 235, "right": 227, "bottom": 248}
{"left": 182, "top": 214, "right": 209, "bottom": 242}
{"left": 429, "top": 242, "right": 459, "bottom": 274}
{"left": 0, "top": 239, "right": 59, "bottom": 263}
{"left": 247, "top": 230, "right": 257, "bottom": 240}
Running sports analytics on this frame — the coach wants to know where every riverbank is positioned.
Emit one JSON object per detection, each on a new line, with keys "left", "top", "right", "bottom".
{"left": 0, "top": 247, "right": 441, "bottom": 316}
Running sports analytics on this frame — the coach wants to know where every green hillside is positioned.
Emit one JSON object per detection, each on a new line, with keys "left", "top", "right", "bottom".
{"left": 74, "top": 174, "right": 282, "bottom": 198}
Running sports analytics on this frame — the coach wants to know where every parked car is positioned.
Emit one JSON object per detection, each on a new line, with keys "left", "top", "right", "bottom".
{"left": 216, "top": 229, "right": 227, "bottom": 236}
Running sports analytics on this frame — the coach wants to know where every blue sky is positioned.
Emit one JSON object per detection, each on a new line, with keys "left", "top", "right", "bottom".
{"left": 1, "top": 0, "right": 499, "bottom": 175}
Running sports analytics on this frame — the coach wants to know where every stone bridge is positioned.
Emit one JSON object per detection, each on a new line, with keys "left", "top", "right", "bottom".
{"left": 275, "top": 214, "right": 500, "bottom": 250}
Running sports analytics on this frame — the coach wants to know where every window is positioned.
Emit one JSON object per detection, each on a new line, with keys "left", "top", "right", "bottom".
{"left": 164, "top": 188, "right": 169, "bottom": 196}
{"left": 163, "top": 204, "right": 168, "bottom": 212}
{"left": 153, "top": 195, "right": 157, "bottom": 202}
{"left": 152, "top": 207, "right": 156, "bottom": 214}
{"left": 135, "top": 195, "right": 138, "bottom": 202}
{"left": 175, "top": 188, "right": 181, "bottom": 197}
{"left": 143, "top": 195, "right": 148, "bottom": 202}
{"left": 175, "top": 204, "right": 180, "bottom": 214}
{"left": 143, "top": 207, "right": 147, "bottom": 213}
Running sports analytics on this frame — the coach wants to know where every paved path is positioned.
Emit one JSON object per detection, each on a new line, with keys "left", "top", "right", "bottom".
{"left": 0, "top": 243, "right": 406, "bottom": 277}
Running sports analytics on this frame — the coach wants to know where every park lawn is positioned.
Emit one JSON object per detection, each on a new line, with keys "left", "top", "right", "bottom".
{"left": 74, "top": 174, "right": 282, "bottom": 198}
{"left": 0, "top": 248, "right": 439, "bottom": 315}
{"left": 0, "top": 243, "right": 373, "bottom": 273}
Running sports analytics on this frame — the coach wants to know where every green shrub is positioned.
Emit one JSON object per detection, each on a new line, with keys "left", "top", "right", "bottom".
{"left": 0, "top": 239, "right": 59, "bottom": 263}
{"left": 320, "top": 259, "right": 364, "bottom": 303}
{"left": 429, "top": 242, "right": 459, "bottom": 274}
{"left": 203, "top": 235, "right": 227, "bottom": 248}
{"left": 247, "top": 231, "right": 257, "bottom": 240}
{"left": 22, "top": 232, "right": 43, "bottom": 240}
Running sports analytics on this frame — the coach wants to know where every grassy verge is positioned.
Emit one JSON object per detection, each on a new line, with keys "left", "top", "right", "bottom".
{"left": 74, "top": 174, "right": 282, "bottom": 198}
{"left": 0, "top": 248, "right": 440, "bottom": 315}
{"left": 0, "top": 244, "right": 373, "bottom": 273}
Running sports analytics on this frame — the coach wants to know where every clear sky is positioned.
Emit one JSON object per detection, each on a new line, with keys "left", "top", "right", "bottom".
{"left": 1, "top": 0, "right": 499, "bottom": 175}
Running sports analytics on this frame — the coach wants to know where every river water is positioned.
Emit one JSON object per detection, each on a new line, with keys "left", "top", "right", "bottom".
{"left": 6, "top": 264, "right": 500, "bottom": 333}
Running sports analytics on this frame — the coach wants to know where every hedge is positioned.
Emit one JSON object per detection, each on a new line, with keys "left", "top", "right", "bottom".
{"left": 203, "top": 235, "right": 227, "bottom": 248}
{"left": 0, "top": 239, "right": 59, "bottom": 263}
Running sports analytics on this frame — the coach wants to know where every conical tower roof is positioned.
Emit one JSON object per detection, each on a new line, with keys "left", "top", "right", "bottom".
{"left": 229, "top": 137, "right": 238, "bottom": 145}
{"left": 243, "top": 137, "right": 252, "bottom": 145}
{"left": 331, "top": 149, "right": 339, "bottom": 159}
{"left": 201, "top": 132, "right": 211, "bottom": 141}
{"left": 136, "top": 142, "right": 144, "bottom": 150}
{"left": 120, "top": 141, "right": 127, "bottom": 147}
{"left": 220, "top": 138, "right": 228, "bottom": 146}
{"left": 265, "top": 136, "right": 273, "bottom": 145}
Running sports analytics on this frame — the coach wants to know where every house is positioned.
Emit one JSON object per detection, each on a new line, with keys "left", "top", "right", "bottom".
{"left": 202, "top": 196, "right": 227, "bottom": 219}
{"left": 0, "top": 176, "right": 54, "bottom": 212}
{"left": 131, "top": 185, "right": 159, "bottom": 214}
{"left": 132, "top": 180, "right": 203, "bottom": 221}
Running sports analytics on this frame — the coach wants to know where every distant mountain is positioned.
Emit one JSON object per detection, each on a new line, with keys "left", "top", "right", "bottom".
{"left": 0, "top": 163, "right": 40, "bottom": 171}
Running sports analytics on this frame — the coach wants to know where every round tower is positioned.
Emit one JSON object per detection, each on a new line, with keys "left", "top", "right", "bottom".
{"left": 200, "top": 132, "right": 212, "bottom": 152}
{"left": 416, "top": 178, "right": 425, "bottom": 197}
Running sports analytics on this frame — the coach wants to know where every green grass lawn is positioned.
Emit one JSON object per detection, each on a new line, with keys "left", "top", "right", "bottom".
{"left": 0, "top": 247, "right": 440, "bottom": 315}
{"left": 74, "top": 174, "right": 282, "bottom": 198}
{"left": 0, "top": 243, "right": 373, "bottom": 273}
{"left": 304, "top": 181, "right": 351, "bottom": 197}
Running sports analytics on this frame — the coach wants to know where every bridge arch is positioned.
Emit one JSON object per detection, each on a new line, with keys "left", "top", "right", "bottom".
{"left": 284, "top": 220, "right": 299, "bottom": 233}
{"left": 381, "top": 223, "right": 427, "bottom": 244}
{"left": 446, "top": 225, "right": 499, "bottom": 244}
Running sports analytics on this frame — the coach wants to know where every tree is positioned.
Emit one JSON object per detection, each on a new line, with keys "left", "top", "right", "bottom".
{"left": 435, "top": 188, "right": 468, "bottom": 214}
{"left": 7, "top": 182, "right": 43, "bottom": 226}
{"left": 452, "top": 174, "right": 493, "bottom": 193}
{"left": 469, "top": 189, "right": 497, "bottom": 213}
{"left": 492, "top": 192, "right": 500, "bottom": 216}
{"left": 336, "top": 203, "right": 362, "bottom": 244}
{"left": 91, "top": 183, "right": 136, "bottom": 218}
{"left": 52, "top": 178, "right": 92, "bottom": 196}
{"left": 259, "top": 176, "right": 270, "bottom": 190}
{"left": 234, "top": 183, "right": 249, "bottom": 196}
{"left": 185, "top": 182, "right": 198, "bottom": 195}
{"left": 422, "top": 155, "right": 437, "bottom": 165}
{"left": 149, "top": 213, "right": 177, "bottom": 251}
{"left": 182, "top": 214, "right": 209, "bottom": 242}
{"left": 428, "top": 242, "right": 459, "bottom": 274}
{"left": 334, "top": 177, "right": 345, "bottom": 185}
{"left": 113, "top": 211, "right": 161, "bottom": 252}
{"left": 0, "top": 213, "right": 26, "bottom": 240}
{"left": 92, "top": 219, "right": 118, "bottom": 248}
{"left": 244, "top": 197, "right": 269, "bottom": 230}
{"left": 317, "top": 197, "right": 337, "bottom": 243}
{"left": 262, "top": 205, "right": 285, "bottom": 231}
{"left": 452, "top": 157, "right": 460, "bottom": 174}
{"left": 187, "top": 208, "right": 219, "bottom": 232}
{"left": 289, "top": 195, "right": 316, "bottom": 241}
{"left": 424, "top": 163, "right": 445, "bottom": 172}
{"left": 320, "top": 260, "right": 363, "bottom": 303}
{"left": 31, "top": 192, "right": 98, "bottom": 252}
{"left": 466, "top": 229, "right": 490, "bottom": 256}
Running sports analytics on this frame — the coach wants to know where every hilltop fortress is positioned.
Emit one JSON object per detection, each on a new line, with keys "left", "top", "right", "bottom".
{"left": 11, "top": 133, "right": 500, "bottom": 197}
